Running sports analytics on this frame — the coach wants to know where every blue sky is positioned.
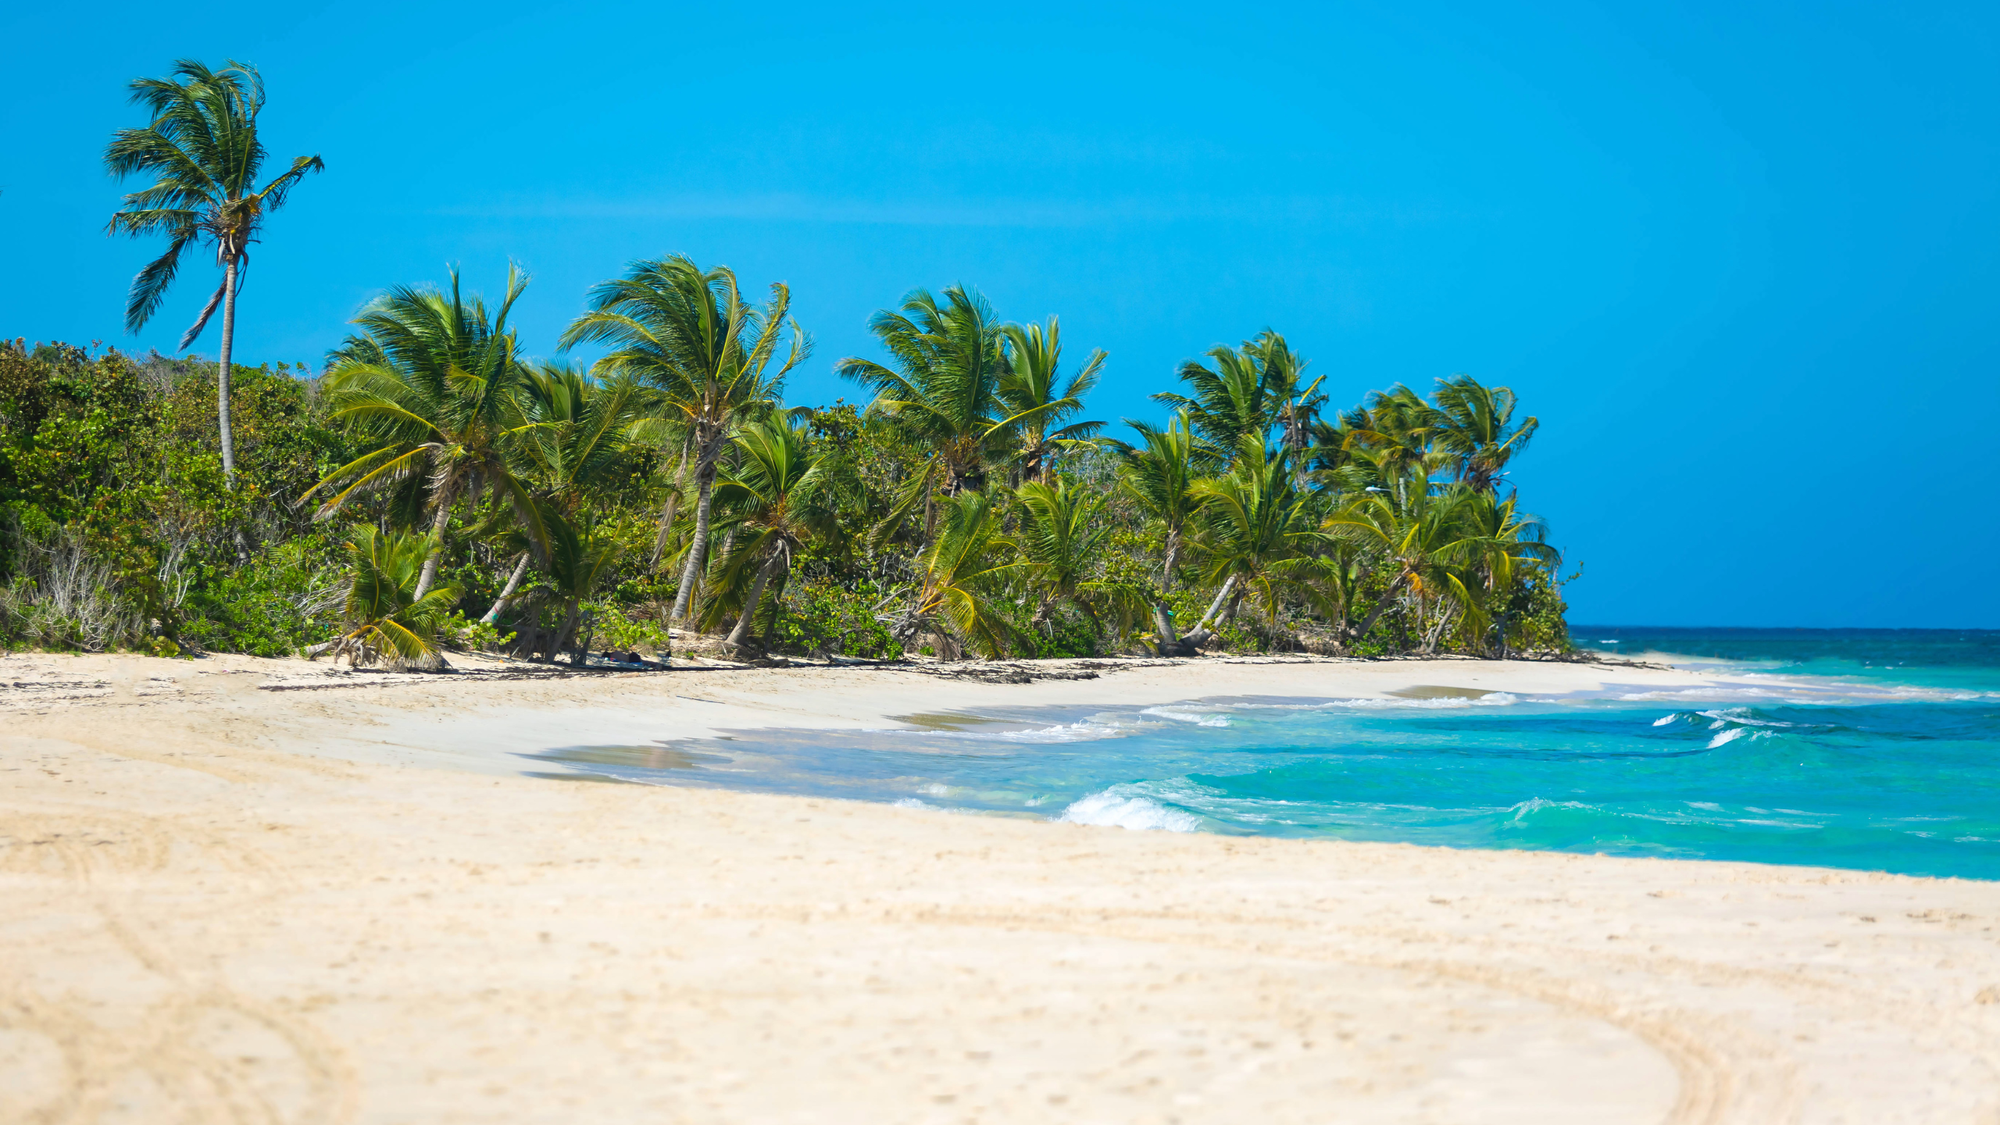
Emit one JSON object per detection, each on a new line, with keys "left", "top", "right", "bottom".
{"left": 2, "top": 1, "right": 1995, "bottom": 627}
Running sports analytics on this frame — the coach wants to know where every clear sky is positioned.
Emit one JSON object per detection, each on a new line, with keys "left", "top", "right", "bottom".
{"left": 2, "top": 1, "right": 1995, "bottom": 628}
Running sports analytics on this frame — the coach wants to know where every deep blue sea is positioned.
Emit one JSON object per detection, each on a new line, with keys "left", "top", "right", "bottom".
{"left": 532, "top": 628, "right": 2000, "bottom": 879}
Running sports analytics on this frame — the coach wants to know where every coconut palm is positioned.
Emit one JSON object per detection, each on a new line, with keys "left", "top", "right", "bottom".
{"left": 997, "top": 317, "right": 1105, "bottom": 483}
{"left": 1153, "top": 330, "right": 1321, "bottom": 460}
{"left": 1011, "top": 479, "right": 1144, "bottom": 637}
{"left": 480, "top": 361, "right": 647, "bottom": 625}
{"left": 835, "top": 286, "right": 1012, "bottom": 541}
{"left": 1456, "top": 488, "right": 1560, "bottom": 654}
{"left": 540, "top": 511, "right": 624, "bottom": 662}
{"left": 560, "top": 256, "right": 806, "bottom": 624}
{"left": 1431, "top": 375, "right": 1538, "bottom": 492}
{"left": 308, "top": 266, "right": 544, "bottom": 600}
{"left": 315, "top": 527, "right": 459, "bottom": 669}
{"left": 885, "top": 491, "right": 1022, "bottom": 660}
{"left": 1182, "top": 436, "right": 1333, "bottom": 645}
{"left": 1108, "top": 411, "right": 1211, "bottom": 649}
{"left": 1324, "top": 481, "right": 1489, "bottom": 647}
{"left": 1250, "top": 332, "right": 1325, "bottom": 484}
{"left": 703, "top": 410, "right": 853, "bottom": 651}
{"left": 104, "top": 59, "right": 323, "bottom": 485}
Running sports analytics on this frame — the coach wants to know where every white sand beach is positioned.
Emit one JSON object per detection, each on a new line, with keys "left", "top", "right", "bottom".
{"left": 3, "top": 651, "right": 1997, "bottom": 1123}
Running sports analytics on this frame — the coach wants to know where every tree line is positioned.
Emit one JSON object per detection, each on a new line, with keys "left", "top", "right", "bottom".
{"left": 0, "top": 59, "right": 1570, "bottom": 665}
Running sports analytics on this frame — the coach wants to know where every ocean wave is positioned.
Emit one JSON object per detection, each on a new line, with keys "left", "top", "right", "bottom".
{"left": 1698, "top": 707, "right": 1800, "bottom": 729}
{"left": 1058, "top": 784, "right": 1203, "bottom": 832}
{"left": 1236, "top": 692, "right": 1524, "bottom": 712}
{"left": 887, "top": 719, "right": 1131, "bottom": 745}
{"left": 1140, "top": 706, "right": 1231, "bottom": 728}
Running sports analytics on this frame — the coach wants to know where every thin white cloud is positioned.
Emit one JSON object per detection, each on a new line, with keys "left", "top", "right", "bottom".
{"left": 425, "top": 192, "right": 1449, "bottom": 229}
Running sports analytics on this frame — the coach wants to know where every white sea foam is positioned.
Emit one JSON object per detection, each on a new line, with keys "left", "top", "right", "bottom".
{"left": 1058, "top": 785, "right": 1202, "bottom": 832}
{"left": 1140, "top": 706, "right": 1231, "bottom": 728}
{"left": 1652, "top": 713, "right": 1683, "bottom": 726}
{"left": 893, "top": 720, "right": 1129, "bottom": 745}
{"left": 1504, "top": 797, "right": 1593, "bottom": 821}
{"left": 1697, "top": 708, "right": 1799, "bottom": 728}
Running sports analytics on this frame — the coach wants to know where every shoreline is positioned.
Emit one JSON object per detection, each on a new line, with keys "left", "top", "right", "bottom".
{"left": 4, "top": 650, "right": 1999, "bottom": 1119}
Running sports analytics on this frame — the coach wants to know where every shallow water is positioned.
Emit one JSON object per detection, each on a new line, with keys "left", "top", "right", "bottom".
{"left": 527, "top": 628, "right": 2000, "bottom": 879}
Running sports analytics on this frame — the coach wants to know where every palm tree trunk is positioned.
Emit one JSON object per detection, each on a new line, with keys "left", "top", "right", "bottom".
{"left": 668, "top": 437, "right": 722, "bottom": 624}
{"left": 648, "top": 446, "right": 692, "bottom": 570}
{"left": 1348, "top": 573, "right": 1408, "bottom": 643}
{"left": 482, "top": 551, "right": 531, "bottom": 624}
{"left": 1151, "top": 603, "right": 1181, "bottom": 654}
{"left": 1177, "top": 574, "right": 1241, "bottom": 650}
{"left": 725, "top": 553, "right": 784, "bottom": 650}
{"left": 218, "top": 255, "right": 239, "bottom": 487}
{"left": 553, "top": 599, "right": 582, "bottom": 664}
{"left": 413, "top": 486, "right": 455, "bottom": 600}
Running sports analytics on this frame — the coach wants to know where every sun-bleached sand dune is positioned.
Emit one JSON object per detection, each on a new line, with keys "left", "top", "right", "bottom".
{"left": 2, "top": 651, "right": 1997, "bottom": 1123}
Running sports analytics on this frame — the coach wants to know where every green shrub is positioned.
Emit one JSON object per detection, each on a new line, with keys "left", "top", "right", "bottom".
{"left": 767, "top": 579, "right": 903, "bottom": 659}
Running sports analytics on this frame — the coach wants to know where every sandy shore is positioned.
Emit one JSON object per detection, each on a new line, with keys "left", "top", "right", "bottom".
{"left": 2, "top": 651, "right": 1997, "bottom": 1123}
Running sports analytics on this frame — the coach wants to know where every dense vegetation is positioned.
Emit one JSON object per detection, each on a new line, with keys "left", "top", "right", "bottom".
{"left": 0, "top": 269, "right": 1571, "bottom": 664}
{"left": 0, "top": 59, "right": 1571, "bottom": 666}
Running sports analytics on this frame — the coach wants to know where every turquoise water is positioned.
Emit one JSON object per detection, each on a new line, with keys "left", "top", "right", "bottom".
{"left": 532, "top": 628, "right": 2000, "bottom": 879}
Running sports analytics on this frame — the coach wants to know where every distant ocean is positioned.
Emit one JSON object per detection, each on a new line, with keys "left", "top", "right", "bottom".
{"left": 533, "top": 628, "right": 2000, "bottom": 880}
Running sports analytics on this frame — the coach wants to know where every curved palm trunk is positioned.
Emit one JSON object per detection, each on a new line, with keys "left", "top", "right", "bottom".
{"left": 668, "top": 435, "right": 723, "bottom": 624}
{"left": 1347, "top": 572, "right": 1408, "bottom": 643}
{"left": 413, "top": 486, "right": 455, "bottom": 600}
{"left": 481, "top": 551, "right": 531, "bottom": 624}
{"left": 725, "top": 553, "right": 785, "bottom": 651}
{"left": 218, "top": 256, "right": 239, "bottom": 486}
{"left": 1176, "top": 574, "right": 1241, "bottom": 651}
{"left": 648, "top": 446, "right": 692, "bottom": 571}
{"left": 1149, "top": 528, "right": 1184, "bottom": 655}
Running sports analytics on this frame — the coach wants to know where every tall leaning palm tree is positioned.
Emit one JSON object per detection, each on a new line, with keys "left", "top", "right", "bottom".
{"left": 307, "top": 266, "right": 543, "bottom": 600}
{"left": 104, "top": 59, "right": 323, "bottom": 486}
{"left": 560, "top": 256, "right": 806, "bottom": 625}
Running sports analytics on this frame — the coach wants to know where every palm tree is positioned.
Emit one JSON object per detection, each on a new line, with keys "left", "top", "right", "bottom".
{"left": 308, "top": 266, "right": 543, "bottom": 600}
{"left": 560, "top": 256, "right": 806, "bottom": 625}
{"left": 1324, "top": 481, "right": 1488, "bottom": 648}
{"left": 1182, "top": 435, "right": 1331, "bottom": 645}
{"left": 1456, "top": 488, "right": 1560, "bottom": 655}
{"left": 314, "top": 527, "right": 459, "bottom": 669}
{"left": 1109, "top": 411, "right": 1209, "bottom": 650}
{"left": 885, "top": 491, "right": 1022, "bottom": 660}
{"left": 1011, "top": 478, "right": 1144, "bottom": 638}
{"left": 1153, "top": 330, "right": 1321, "bottom": 461}
{"left": 104, "top": 59, "right": 323, "bottom": 486}
{"left": 703, "top": 409, "right": 852, "bottom": 652}
{"left": 1248, "top": 331, "right": 1325, "bottom": 485}
{"left": 997, "top": 317, "right": 1104, "bottom": 483}
{"left": 540, "top": 511, "right": 624, "bottom": 662}
{"left": 1431, "top": 375, "right": 1538, "bottom": 492}
{"left": 1326, "top": 386, "right": 1444, "bottom": 508}
{"left": 835, "top": 286, "right": 1011, "bottom": 541}
{"left": 480, "top": 361, "right": 647, "bottom": 626}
